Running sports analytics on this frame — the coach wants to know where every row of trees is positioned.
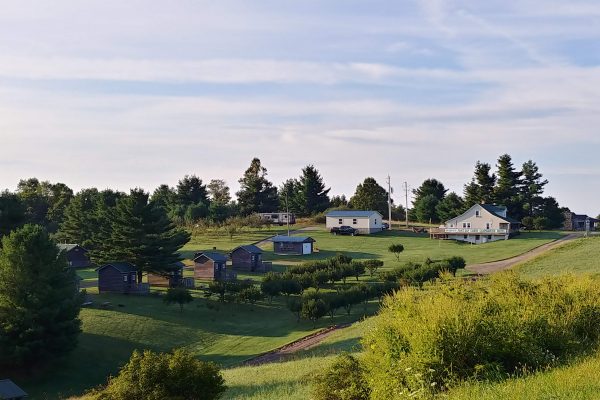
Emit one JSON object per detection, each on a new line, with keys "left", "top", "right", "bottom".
{"left": 410, "top": 154, "right": 565, "bottom": 228}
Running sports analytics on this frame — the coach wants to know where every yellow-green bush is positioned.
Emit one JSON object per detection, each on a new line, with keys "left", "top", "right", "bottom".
{"left": 362, "top": 273, "right": 600, "bottom": 399}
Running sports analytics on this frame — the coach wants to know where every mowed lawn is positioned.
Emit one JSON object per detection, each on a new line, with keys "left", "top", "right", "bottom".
{"left": 19, "top": 292, "right": 378, "bottom": 399}
{"left": 515, "top": 235, "right": 600, "bottom": 279}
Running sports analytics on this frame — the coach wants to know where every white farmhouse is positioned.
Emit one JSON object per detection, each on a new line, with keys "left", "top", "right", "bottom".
{"left": 430, "top": 204, "right": 521, "bottom": 244}
{"left": 325, "top": 210, "right": 383, "bottom": 234}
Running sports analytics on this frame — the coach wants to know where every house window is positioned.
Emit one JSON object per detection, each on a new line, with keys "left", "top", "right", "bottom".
{"left": 463, "top": 235, "right": 468, "bottom": 239}
{"left": 487, "top": 235, "right": 492, "bottom": 240}
{"left": 475, "top": 235, "right": 481, "bottom": 240}
{"left": 123, "top": 275, "right": 128, "bottom": 282}
{"left": 375, "top": 219, "right": 378, "bottom": 224}
{"left": 352, "top": 218, "right": 357, "bottom": 225}
{"left": 486, "top": 223, "right": 491, "bottom": 229}
{"left": 463, "top": 222, "right": 471, "bottom": 228}
{"left": 475, "top": 210, "right": 480, "bottom": 217}
{"left": 338, "top": 218, "right": 343, "bottom": 224}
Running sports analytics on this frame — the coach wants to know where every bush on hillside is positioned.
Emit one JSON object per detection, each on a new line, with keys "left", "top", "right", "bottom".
{"left": 312, "top": 354, "right": 370, "bottom": 400}
{"left": 362, "top": 273, "right": 600, "bottom": 399}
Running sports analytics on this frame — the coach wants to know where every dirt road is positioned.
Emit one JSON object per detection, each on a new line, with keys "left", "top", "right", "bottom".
{"left": 242, "top": 323, "right": 351, "bottom": 366}
{"left": 465, "top": 233, "right": 581, "bottom": 275}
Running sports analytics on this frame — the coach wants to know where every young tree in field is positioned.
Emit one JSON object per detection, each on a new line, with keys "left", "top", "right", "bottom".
{"left": 301, "top": 298, "right": 328, "bottom": 327}
{"left": 236, "top": 158, "right": 279, "bottom": 215}
{"left": 520, "top": 160, "right": 548, "bottom": 217}
{"left": 494, "top": 154, "right": 523, "bottom": 220}
{"left": 349, "top": 177, "right": 388, "bottom": 216}
{"left": 93, "top": 349, "right": 226, "bottom": 400}
{"left": 364, "top": 259, "right": 384, "bottom": 277}
{"left": 294, "top": 165, "right": 331, "bottom": 216}
{"left": 388, "top": 244, "right": 405, "bottom": 262}
{"left": 163, "top": 287, "right": 194, "bottom": 312}
{"left": 0, "top": 224, "right": 82, "bottom": 367}
{"left": 97, "top": 189, "right": 190, "bottom": 282}
{"left": 435, "top": 192, "right": 465, "bottom": 222}
{"left": 463, "top": 161, "right": 496, "bottom": 206}
{"left": 0, "top": 190, "right": 25, "bottom": 238}
{"left": 207, "top": 179, "right": 231, "bottom": 204}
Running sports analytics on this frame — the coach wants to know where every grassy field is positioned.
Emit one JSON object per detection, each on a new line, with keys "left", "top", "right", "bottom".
{"left": 515, "top": 235, "right": 600, "bottom": 279}
{"left": 17, "top": 291, "right": 378, "bottom": 399}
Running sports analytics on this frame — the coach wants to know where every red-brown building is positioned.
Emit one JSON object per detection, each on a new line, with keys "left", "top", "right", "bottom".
{"left": 96, "top": 262, "right": 149, "bottom": 294}
{"left": 230, "top": 245, "right": 272, "bottom": 272}
{"left": 57, "top": 244, "right": 92, "bottom": 268}
{"left": 193, "top": 252, "right": 236, "bottom": 281}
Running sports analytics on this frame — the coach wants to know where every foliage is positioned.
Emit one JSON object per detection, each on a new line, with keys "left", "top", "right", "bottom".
{"left": 312, "top": 354, "right": 370, "bottom": 400}
{"left": 93, "top": 349, "right": 226, "bottom": 400}
{"left": 436, "top": 192, "right": 465, "bottom": 222}
{"left": 281, "top": 165, "right": 331, "bottom": 216}
{"left": 301, "top": 298, "right": 328, "bottom": 327}
{"left": 236, "top": 158, "right": 279, "bottom": 215}
{"left": 207, "top": 179, "right": 232, "bottom": 204}
{"left": 388, "top": 243, "right": 405, "bottom": 261}
{"left": 163, "top": 287, "right": 194, "bottom": 312}
{"left": 16, "top": 178, "right": 74, "bottom": 232}
{"left": 0, "top": 190, "right": 25, "bottom": 238}
{"left": 362, "top": 273, "right": 600, "bottom": 399}
{"left": 364, "top": 259, "right": 384, "bottom": 276}
{"left": 494, "top": 154, "right": 523, "bottom": 221}
{"left": 0, "top": 224, "right": 82, "bottom": 368}
{"left": 520, "top": 160, "right": 548, "bottom": 218}
{"left": 349, "top": 177, "right": 389, "bottom": 216}
{"left": 463, "top": 161, "right": 496, "bottom": 206}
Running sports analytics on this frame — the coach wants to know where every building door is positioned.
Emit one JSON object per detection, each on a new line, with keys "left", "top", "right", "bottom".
{"left": 302, "top": 243, "right": 312, "bottom": 255}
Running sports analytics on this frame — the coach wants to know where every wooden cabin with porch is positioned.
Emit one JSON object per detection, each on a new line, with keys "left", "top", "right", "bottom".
{"left": 96, "top": 262, "right": 149, "bottom": 294}
{"left": 147, "top": 261, "right": 194, "bottom": 288}
{"left": 271, "top": 235, "right": 315, "bottom": 255}
{"left": 57, "top": 244, "right": 92, "bottom": 268}
{"left": 230, "top": 245, "right": 272, "bottom": 272}
{"left": 193, "top": 252, "right": 236, "bottom": 281}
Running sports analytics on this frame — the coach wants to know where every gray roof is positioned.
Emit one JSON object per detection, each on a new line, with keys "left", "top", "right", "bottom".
{"left": 194, "top": 252, "right": 227, "bottom": 263}
{"left": 271, "top": 235, "right": 315, "bottom": 243}
{"left": 57, "top": 243, "right": 87, "bottom": 253}
{"left": 480, "top": 204, "right": 521, "bottom": 224}
{"left": 0, "top": 379, "right": 28, "bottom": 399}
{"left": 96, "top": 262, "right": 137, "bottom": 274}
{"left": 232, "top": 245, "right": 263, "bottom": 254}
{"left": 325, "top": 210, "right": 382, "bottom": 218}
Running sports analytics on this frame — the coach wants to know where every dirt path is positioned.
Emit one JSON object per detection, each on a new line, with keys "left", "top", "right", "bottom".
{"left": 466, "top": 233, "right": 581, "bottom": 275}
{"left": 242, "top": 323, "right": 351, "bottom": 366}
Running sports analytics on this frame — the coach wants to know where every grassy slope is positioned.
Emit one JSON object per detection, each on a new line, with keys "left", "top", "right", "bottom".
{"left": 514, "top": 236, "right": 600, "bottom": 279}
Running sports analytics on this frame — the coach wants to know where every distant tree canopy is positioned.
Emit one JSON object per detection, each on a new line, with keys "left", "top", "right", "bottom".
{"left": 15, "top": 178, "right": 74, "bottom": 232}
{"left": 236, "top": 158, "right": 279, "bottom": 215}
{"left": 349, "top": 177, "right": 389, "bottom": 216}
{"left": 0, "top": 224, "right": 82, "bottom": 368}
{"left": 0, "top": 190, "right": 25, "bottom": 238}
{"left": 280, "top": 165, "right": 331, "bottom": 216}
{"left": 411, "top": 179, "right": 447, "bottom": 223}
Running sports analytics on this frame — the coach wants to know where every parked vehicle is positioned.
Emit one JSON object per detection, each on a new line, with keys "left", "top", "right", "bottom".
{"left": 382, "top": 222, "right": 390, "bottom": 230}
{"left": 258, "top": 212, "right": 296, "bottom": 226}
{"left": 330, "top": 226, "right": 359, "bottom": 236}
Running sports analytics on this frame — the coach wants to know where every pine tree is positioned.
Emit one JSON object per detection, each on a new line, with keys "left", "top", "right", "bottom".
{"left": 0, "top": 191, "right": 25, "bottom": 238}
{"left": 0, "top": 224, "right": 82, "bottom": 367}
{"left": 494, "top": 154, "right": 523, "bottom": 220}
{"left": 463, "top": 161, "right": 496, "bottom": 206}
{"left": 236, "top": 158, "right": 279, "bottom": 215}
{"left": 412, "top": 179, "right": 447, "bottom": 222}
{"left": 349, "top": 178, "right": 388, "bottom": 216}
{"left": 176, "top": 175, "right": 209, "bottom": 207}
{"left": 289, "top": 165, "right": 331, "bottom": 216}
{"left": 56, "top": 188, "right": 100, "bottom": 250}
{"left": 435, "top": 192, "right": 465, "bottom": 221}
{"left": 520, "top": 160, "right": 548, "bottom": 217}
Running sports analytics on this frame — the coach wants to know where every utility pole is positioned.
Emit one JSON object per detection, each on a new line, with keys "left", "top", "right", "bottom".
{"left": 389, "top": 176, "right": 393, "bottom": 229}
{"left": 285, "top": 190, "right": 290, "bottom": 236}
{"left": 404, "top": 181, "right": 409, "bottom": 228}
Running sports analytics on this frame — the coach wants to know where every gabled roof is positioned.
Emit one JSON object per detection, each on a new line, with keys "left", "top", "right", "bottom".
{"left": 194, "top": 252, "right": 227, "bottom": 263}
{"left": 232, "top": 245, "right": 263, "bottom": 254}
{"left": 0, "top": 379, "right": 28, "bottom": 398}
{"left": 57, "top": 243, "right": 88, "bottom": 253}
{"left": 171, "top": 261, "right": 186, "bottom": 269}
{"left": 96, "top": 262, "right": 137, "bottom": 273}
{"left": 480, "top": 204, "right": 506, "bottom": 216}
{"left": 448, "top": 204, "right": 520, "bottom": 225}
{"left": 271, "top": 235, "right": 315, "bottom": 243}
{"left": 325, "top": 210, "right": 382, "bottom": 218}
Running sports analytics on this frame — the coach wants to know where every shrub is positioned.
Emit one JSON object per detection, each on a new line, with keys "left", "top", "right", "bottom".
{"left": 163, "top": 287, "right": 194, "bottom": 312}
{"left": 312, "top": 354, "right": 370, "bottom": 400}
{"left": 301, "top": 298, "right": 329, "bottom": 327}
{"left": 388, "top": 243, "right": 405, "bottom": 261}
{"left": 94, "top": 349, "right": 225, "bottom": 400}
{"left": 362, "top": 273, "right": 600, "bottom": 399}
{"left": 445, "top": 256, "right": 466, "bottom": 276}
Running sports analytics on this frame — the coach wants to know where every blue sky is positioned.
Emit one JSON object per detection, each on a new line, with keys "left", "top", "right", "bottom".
{"left": 1, "top": 0, "right": 599, "bottom": 214}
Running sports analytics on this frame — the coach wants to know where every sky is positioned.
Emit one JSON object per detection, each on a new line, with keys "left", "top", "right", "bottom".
{"left": 1, "top": 0, "right": 599, "bottom": 214}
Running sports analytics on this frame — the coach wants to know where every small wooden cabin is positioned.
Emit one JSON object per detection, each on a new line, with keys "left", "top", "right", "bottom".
{"left": 194, "top": 252, "right": 236, "bottom": 281}
{"left": 230, "top": 245, "right": 271, "bottom": 272}
{"left": 271, "top": 235, "right": 315, "bottom": 255}
{"left": 97, "top": 262, "right": 149, "bottom": 294}
{"left": 57, "top": 244, "right": 92, "bottom": 268}
{"left": 0, "top": 379, "right": 28, "bottom": 400}
{"left": 147, "top": 261, "right": 186, "bottom": 288}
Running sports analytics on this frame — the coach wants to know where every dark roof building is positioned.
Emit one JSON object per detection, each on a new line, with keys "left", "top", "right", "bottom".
{"left": 96, "top": 262, "right": 149, "bottom": 294}
{"left": 271, "top": 235, "right": 315, "bottom": 255}
{"left": 193, "top": 252, "right": 235, "bottom": 281}
{"left": 57, "top": 243, "right": 91, "bottom": 268}
{"left": 563, "top": 211, "right": 599, "bottom": 231}
{"left": 0, "top": 379, "right": 28, "bottom": 400}
{"left": 230, "top": 245, "right": 271, "bottom": 272}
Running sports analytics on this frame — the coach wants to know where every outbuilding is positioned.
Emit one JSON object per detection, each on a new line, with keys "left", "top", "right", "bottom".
{"left": 147, "top": 261, "right": 194, "bottom": 288}
{"left": 271, "top": 235, "right": 315, "bottom": 255}
{"left": 57, "top": 244, "right": 92, "bottom": 268}
{"left": 193, "top": 252, "right": 236, "bottom": 281}
{"left": 0, "top": 379, "right": 28, "bottom": 400}
{"left": 96, "top": 262, "right": 149, "bottom": 294}
{"left": 325, "top": 210, "right": 384, "bottom": 234}
{"left": 230, "top": 245, "right": 271, "bottom": 272}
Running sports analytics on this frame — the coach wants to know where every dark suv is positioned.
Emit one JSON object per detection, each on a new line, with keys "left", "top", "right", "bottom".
{"left": 330, "top": 226, "right": 359, "bottom": 236}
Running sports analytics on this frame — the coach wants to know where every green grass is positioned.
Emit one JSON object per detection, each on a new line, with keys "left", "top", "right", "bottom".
{"left": 17, "top": 292, "right": 378, "bottom": 399}
{"left": 447, "top": 351, "right": 600, "bottom": 400}
{"left": 515, "top": 236, "right": 600, "bottom": 279}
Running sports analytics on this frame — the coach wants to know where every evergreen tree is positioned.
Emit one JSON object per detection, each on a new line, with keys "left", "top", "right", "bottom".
{"left": 494, "top": 154, "right": 523, "bottom": 220}
{"left": 463, "top": 161, "right": 496, "bottom": 206}
{"left": 295, "top": 165, "right": 331, "bottom": 216}
{"left": 0, "top": 191, "right": 25, "bottom": 238}
{"left": 349, "top": 178, "right": 388, "bottom": 216}
{"left": 150, "top": 184, "right": 177, "bottom": 210}
{"left": 56, "top": 188, "right": 100, "bottom": 250}
{"left": 236, "top": 158, "right": 279, "bottom": 215}
{"left": 207, "top": 179, "right": 231, "bottom": 204}
{"left": 0, "top": 224, "right": 82, "bottom": 367}
{"left": 413, "top": 179, "right": 447, "bottom": 202}
{"left": 279, "top": 178, "right": 302, "bottom": 213}
{"left": 413, "top": 194, "right": 440, "bottom": 223}
{"left": 435, "top": 192, "right": 465, "bottom": 222}
{"left": 176, "top": 175, "right": 209, "bottom": 207}
{"left": 97, "top": 189, "right": 190, "bottom": 282}
{"left": 15, "top": 178, "right": 73, "bottom": 232}
{"left": 538, "top": 197, "right": 564, "bottom": 229}
{"left": 520, "top": 160, "right": 548, "bottom": 217}
{"left": 330, "top": 195, "right": 348, "bottom": 208}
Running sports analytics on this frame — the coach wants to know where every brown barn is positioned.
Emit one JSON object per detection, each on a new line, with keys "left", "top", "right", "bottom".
{"left": 271, "top": 235, "right": 315, "bottom": 255}
{"left": 96, "top": 262, "right": 149, "bottom": 294}
{"left": 230, "top": 245, "right": 272, "bottom": 272}
{"left": 194, "top": 252, "right": 236, "bottom": 281}
{"left": 57, "top": 244, "right": 92, "bottom": 268}
{"left": 0, "top": 379, "right": 28, "bottom": 400}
